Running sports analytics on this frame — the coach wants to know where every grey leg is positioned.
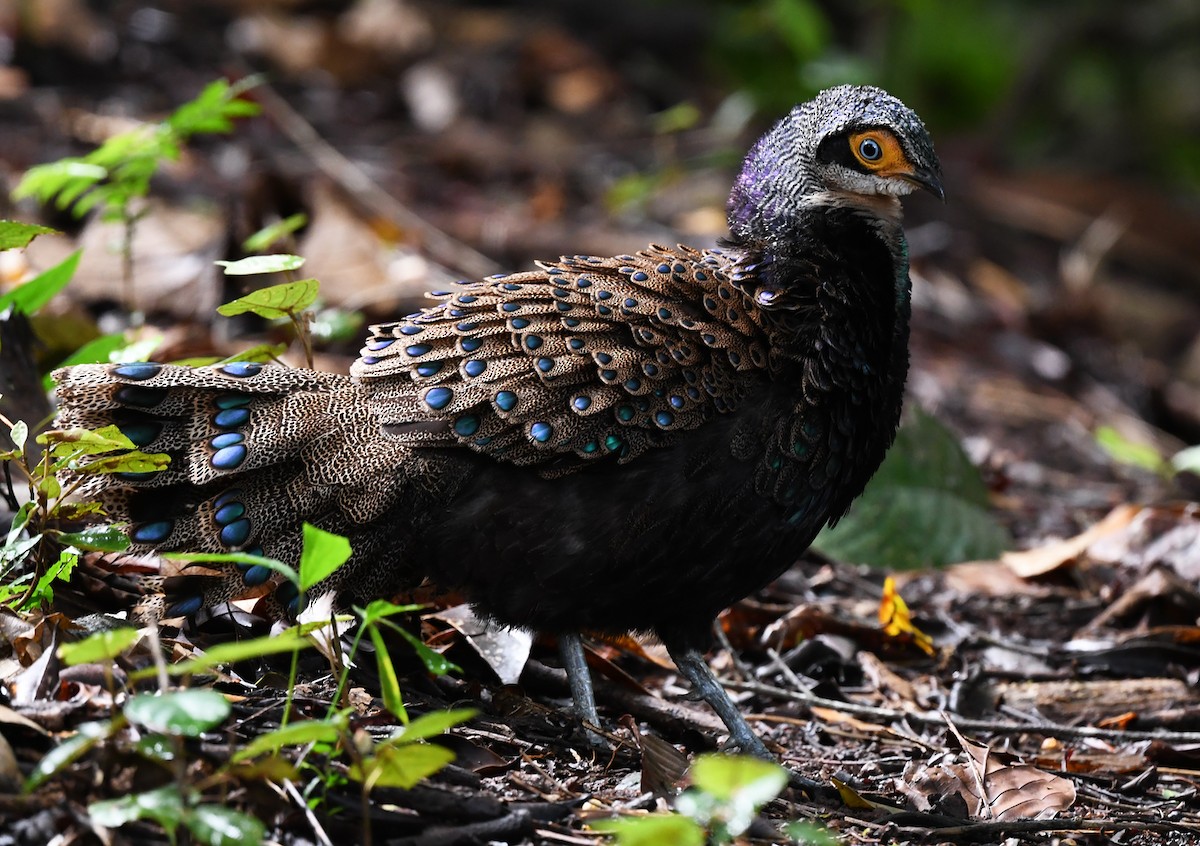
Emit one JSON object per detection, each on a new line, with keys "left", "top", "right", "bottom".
{"left": 667, "top": 644, "right": 772, "bottom": 760}
{"left": 559, "top": 632, "right": 603, "bottom": 740}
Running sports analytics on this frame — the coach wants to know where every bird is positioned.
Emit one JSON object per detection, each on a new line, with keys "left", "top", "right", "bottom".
{"left": 53, "top": 85, "right": 942, "bottom": 760}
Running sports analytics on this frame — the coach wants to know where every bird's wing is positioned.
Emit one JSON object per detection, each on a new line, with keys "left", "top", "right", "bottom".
{"left": 351, "top": 244, "right": 773, "bottom": 472}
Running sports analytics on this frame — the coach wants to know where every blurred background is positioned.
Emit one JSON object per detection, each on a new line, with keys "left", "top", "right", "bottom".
{"left": 1, "top": 0, "right": 1199, "bottom": 538}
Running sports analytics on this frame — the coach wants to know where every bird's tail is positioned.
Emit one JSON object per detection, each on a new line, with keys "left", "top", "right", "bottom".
{"left": 52, "top": 362, "right": 416, "bottom": 620}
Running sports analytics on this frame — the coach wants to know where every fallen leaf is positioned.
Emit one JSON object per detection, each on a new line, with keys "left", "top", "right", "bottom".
{"left": 1003, "top": 503, "right": 1140, "bottom": 578}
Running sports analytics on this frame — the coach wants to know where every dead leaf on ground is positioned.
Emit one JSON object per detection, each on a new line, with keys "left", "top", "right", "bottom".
{"left": 1003, "top": 503, "right": 1141, "bottom": 578}
{"left": 429, "top": 603, "right": 531, "bottom": 685}
{"left": 901, "top": 717, "right": 1076, "bottom": 821}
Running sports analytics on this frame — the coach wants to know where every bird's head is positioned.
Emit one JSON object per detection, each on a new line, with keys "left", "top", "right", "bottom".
{"left": 727, "top": 85, "right": 942, "bottom": 244}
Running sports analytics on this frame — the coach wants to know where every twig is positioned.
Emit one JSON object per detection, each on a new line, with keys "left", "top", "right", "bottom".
{"left": 894, "top": 816, "right": 1200, "bottom": 841}
{"left": 248, "top": 79, "right": 502, "bottom": 280}
{"left": 725, "top": 677, "right": 1200, "bottom": 744}
{"left": 282, "top": 779, "right": 335, "bottom": 846}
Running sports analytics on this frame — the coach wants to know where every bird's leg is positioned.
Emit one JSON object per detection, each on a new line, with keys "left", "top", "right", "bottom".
{"left": 559, "top": 632, "right": 605, "bottom": 745}
{"left": 667, "top": 644, "right": 772, "bottom": 760}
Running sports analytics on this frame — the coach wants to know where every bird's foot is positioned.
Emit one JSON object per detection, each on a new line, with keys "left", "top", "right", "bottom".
{"left": 559, "top": 632, "right": 609, "bottom": 752}
{"left": 668, "top": 644, "right": 776, "bottom": 761}
{"left": 720, "top": 726, "right": 773, "bottom": 761}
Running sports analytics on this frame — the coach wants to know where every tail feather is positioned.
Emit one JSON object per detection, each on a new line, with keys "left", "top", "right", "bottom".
{"left": 53, "top": 362, "right": 423, "bottom": 620}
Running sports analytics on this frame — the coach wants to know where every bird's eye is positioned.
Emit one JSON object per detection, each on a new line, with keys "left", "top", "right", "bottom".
{"left": 858, "top": 137, "right": 883, "bottom": 161}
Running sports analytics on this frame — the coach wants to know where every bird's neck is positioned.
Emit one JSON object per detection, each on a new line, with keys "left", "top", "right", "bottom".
{"left": 728, "top": 203, "right": 912, "bottom": 522}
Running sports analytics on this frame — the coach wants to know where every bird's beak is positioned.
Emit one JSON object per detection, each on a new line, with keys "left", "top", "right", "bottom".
{"left": 906, "top": 167, "right": 945, "bottom": 201}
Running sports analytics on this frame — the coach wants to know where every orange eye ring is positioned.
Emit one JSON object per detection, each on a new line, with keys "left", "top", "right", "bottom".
{"left": 849, "top": 129, "right": 912, "bottom": 176}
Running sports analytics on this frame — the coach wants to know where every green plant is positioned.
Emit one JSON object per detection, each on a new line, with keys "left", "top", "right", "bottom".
{"left": 215, "top": 255, "right": 321, "bottom": 368}
{"left": 813, "top": 408, "right": 1010, "bottom": 569}
{"left": 595, "top": 754, "right": 835, "bottom": 844}
{"left": 28, "top": 523, "right": 474, "bottom": 846}
{"left": 12, "top": 78, "right": 261, "bottom": 317}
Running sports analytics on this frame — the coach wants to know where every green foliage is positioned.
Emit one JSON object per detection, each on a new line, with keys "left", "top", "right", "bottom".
{"left": 0, "top": 250, "right": 80, "bottom": 316}
{"left": 347, "top": 708, "right": 476, "bottom": 790}
{"left": 243, "top": 213, "right": 308, "bottom": 253}
{"left": 89, "top": 785, "right": 266, "bottom": 845}
{"left": 0, "top": 220, "right": 58, "bottom": 251}
{"left": 25, "top": 720, "right": 114, "bottom": 792}
{"left": 216, "top": 263, "right": 321, "bottom": 367}
{"left": 12, "top": 78, "right": 260, "bottom": 224}
{"left": 1095, "top": 425, "right": 1166, "bottom": 474}
{"left": 146, "top": 624, "right": 319, "bottom": 680}
{"left": 299, "top": 522, "right": 353, "bottom": 591}
{"left": 814, "top": 408, "right": 1010, "bottom": 569}
{"left": 231, "top": 716, "right": 346, "bottom": 764}
{"left": 597, "top": 754, "right": 805, "bottom": 845}
{"left": 59, "top": 627, "right": 141, "bottom": 666}
{"left": 125, "top": 690, "right": 232, "bottom": 736}
{"left": 709, "top": 0, "right": 1017, "bottom": 122}
{"left": 597, "top": 813, "right": 705, "bottom": 846}
{"left": 215, "top": 254, "right": 306, "bottom": 278}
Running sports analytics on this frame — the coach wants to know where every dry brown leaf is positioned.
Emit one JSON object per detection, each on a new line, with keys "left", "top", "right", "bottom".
{"left": 904, "top": 716, "right": 1076, "bottom": 821}
{"left": 810, "top": 705, "right": 889, "bottom": 735}
{"left": 1003, "top": 503, "right": 1141, "bottom": 578}
{"left": 857, "top": 651, "right": 917, "bottom": 704}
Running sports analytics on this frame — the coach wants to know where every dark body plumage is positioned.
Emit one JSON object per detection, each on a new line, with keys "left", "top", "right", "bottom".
{"left": 54, "top": 86, "right": 941, "bottom": 756}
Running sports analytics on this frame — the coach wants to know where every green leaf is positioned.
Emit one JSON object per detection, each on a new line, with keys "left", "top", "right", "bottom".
{"left": 393, "top": 708, "right": 476, "bottom": 744}
{"left": 814, "top": 408, "right": 1010, "bottom": 568}
{"left": 358, "top": 599, "right": 427, "bottom": 627}
{"left": 217, "top": 278, "right": 319, "bottom": 322}
{"left": 1, "top": 534, "right": 42, "bottom": 568}
{"left": 215, "top": 255, "right": 305, "bottom": 277}
{"left": 135, "top": 734, "right": 177, "bottom": 764}
{"left": 219, "top": 343, "right": 291, "bottom": 364}
{"left": 59, "top": 626, "right": 140, "bottom": 666}
{"left": 185, "top": 804, "right": 266, "bottom": 846}
{"left": 171, "top": 550, "right": 297, "bottom": 586}
{"left": 1096, "top": 425, "right": 1165, "bottom": 473}
{"left": 25, "top": 720, "right": 113, "bottom": 792}
{"left": 9, "top": 421, "right": 27, "bottom": 453}
{"left": 0, "top": 221, "right": 58, "bottom": 251}
{"left": 6, "top": 501, "right": 34, "bottom": 544}
{"left": 0, "top": 250, "right": 81, "bottom": 315}
{"left": 784, "top": 820, "right": 840, "bottom": 845}
{"left": 44, "top": 334, "right": 131, "bottom": 391}
{"left": 396, "top": 626, "right": 460, "bottom": 676}
{"left": 368, "top": 625, "right": 407, "bottom": 723}
{"left": 89, "top": 786, "right": 184, "bottom": 833}
{"left": 591, "top": 814, "right": 705, "bottom": 846}
{"left": 349, "top": 742, "right": 455, "bottom": 790}
{"left": 40, "top": 424, "right": 135, "bottom": 454}
{"left": 231, "top": 717, "right": 345, "bottom": 763}
{"left": 673, "top": 757, "right": 788, "bottom": 839}
{"left": 298, "top": 523, "right": 352, "bottom": 591}
{"left": 68, "top": 450, "right": 171, "bottom": 475}
{"left": 106, "top": 336, "right": 162, "bottom": 364}
{"left": 24, "top": 548, "right": 79, "bottom": 608}
{"left": 54, "top": 525, "right": 130, "bottom": 552}
{"left": 167, "top": 77, "right": 262, "bottom": 139}
{"left": 243, "top": 213, "right": 308, "bottom": 253}
{"left": 125, "top": 690, "right": 230, "bottom": 736}
{"left": 38, "top": 474, "right": 61, "bottom": 499}
{"left": 689, "top": 754, "right": 788, "bottom": 805}
{"left": 13, "top": 161, "right": 107, "bottom": 212}
{"left": 154, "top": 623, "right": 324, "bottom": 678}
